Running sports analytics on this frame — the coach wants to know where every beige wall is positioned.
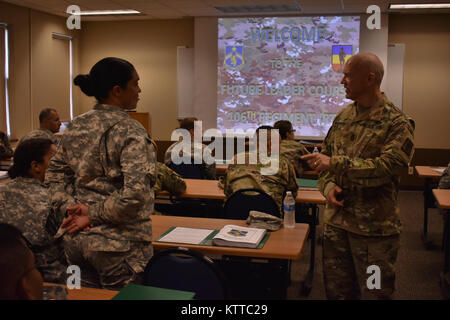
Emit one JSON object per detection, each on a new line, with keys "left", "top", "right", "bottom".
{"left": 389, "top": 14, "right": 450, "bottom": 149}
{"left": 1, "top": 3, "right": 449, "bottom": 148}
{"left": 0, "top": 1, "right": 31, "bottom": 139}
{"left": 0, "top": 2, "right": 79, "bottom": 140}
{"left": 30, "top": 10, "right": 80, "bottom": 126}
{"left": 78, "top": 19, "right": 194, "bottom": 140}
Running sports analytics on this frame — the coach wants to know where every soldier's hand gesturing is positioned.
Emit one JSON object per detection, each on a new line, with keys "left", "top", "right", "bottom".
{"left": 327, "top": 186, "right": 344, "bottom": 208}
{"left": 301, "top": 153, "right": 331, "bottom": 171}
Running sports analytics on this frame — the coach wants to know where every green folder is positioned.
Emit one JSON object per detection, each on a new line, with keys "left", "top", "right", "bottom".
{"left": 297, "top": 178, "right": 318, "bottom": 189}
{"left": 112, "top": 284, "right": 195, "bottom": 300}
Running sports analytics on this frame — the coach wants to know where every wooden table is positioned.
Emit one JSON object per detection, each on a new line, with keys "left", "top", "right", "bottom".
{"left": 432, "top": 189, "right": 450, "bottom": 299}
{"left": 44, "top": 282, "right": 118, "bottom": 300}
{"left": 152, "top": 215, "right": 309, "bottom": 260}
{"left": 158, "top": 178, "right": 326, "bottom": 204}
{"left": 152, "top": 215, "right": 309, "bottom": 298}
{"left": 415, "top": 166, "right": 445, "bottom": 248}
{"left": 215, "top": 163, "right": 319, "bottom": 179}
{"left": 156, "top": 180, "right": 323, "bottom": 296}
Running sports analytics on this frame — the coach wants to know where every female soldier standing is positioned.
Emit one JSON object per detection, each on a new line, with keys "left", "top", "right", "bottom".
{"left": 46, "top": 57, "right": 155, "bottom": 289}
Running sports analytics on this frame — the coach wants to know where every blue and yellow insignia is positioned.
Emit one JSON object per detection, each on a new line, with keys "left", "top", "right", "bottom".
{"left": 224, "top": 46, "right": 245, "bottom": 70}
{"left": 228, "top": 228, "right": 248, "bottom": 237}
{"left": 332, "top": 45, "right": 352, "bottom": 72}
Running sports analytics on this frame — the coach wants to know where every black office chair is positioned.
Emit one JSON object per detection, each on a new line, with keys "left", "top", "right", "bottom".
{"left": 223, "top": 188, "right": 280, "bottom": 220}
{"left": 144, "top": 247, "right": 229, "bottom": 300}
{"left": 168, "top": 162, "right": 205, "bottom": 179}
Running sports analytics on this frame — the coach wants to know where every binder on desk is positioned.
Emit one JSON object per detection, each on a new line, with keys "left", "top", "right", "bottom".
{"left": 112, "top": 284, "right": 195, "bottom": 300}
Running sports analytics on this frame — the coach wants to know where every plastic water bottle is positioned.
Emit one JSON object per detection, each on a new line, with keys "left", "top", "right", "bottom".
{"left": 283, "top": 191, "right": 296, "bottom": 228}
{"left": 313, "top": 146, "right": 319, "bottom": 154}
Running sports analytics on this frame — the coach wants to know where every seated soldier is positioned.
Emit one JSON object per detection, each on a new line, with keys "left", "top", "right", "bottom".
{"left": 0, "top": 130, "right": 13, "bottom": 160}
{"left": 220, "top": 125, "right": 298, "bottom": 212}
{"left": 0, "top": 223, "right": 44, "bottom": 300}
{"left": 155, "top": 161, "right": 186, "bottom": 196}
{"left": 153, "top": 162, "right": 187, "bottom": 216}
{"left": 164, "top": 117, "right": 216, "bottom": 180}
{"left": 273, "top": 120, "right": 310, "bottom": 176}
{"left": 0, "top": 138, "right": 66, "bottom": 283}
{"left": 19, "top": 108, "right": 61, "bottom": 145}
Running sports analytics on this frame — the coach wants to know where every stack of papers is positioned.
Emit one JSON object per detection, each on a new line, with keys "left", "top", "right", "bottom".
{"left": 157, "top": 227, "right": 214, "bottom": 245}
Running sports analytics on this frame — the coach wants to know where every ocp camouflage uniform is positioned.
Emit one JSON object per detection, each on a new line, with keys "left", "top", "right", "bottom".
{"left": 164, "top": 141, "right": 216, "bottom": 179}
{"left": 318, "top": 93, "right": 414, "bottom": 299}
{"left": 153, "top": 162, "right": 186, "bottom": 216}
{"left": 438, "top": 162, "right": 450, "bottom": 189}
{"left": 219, "top": 151, "right": 298, "bottom": 212}
{"left": 19, "top": 128, "right": 59, "bottom": 145}
{"left": 0, "top": 177, "right": 67, "bottom": 283}
{"left": 154, "top": 162, "right": 186, "bottom": 195}
{"left": 279, "top": 139, "right": 310, "bottom": 176}
{"left": 45, "top": 104, "right": 156, "bottom": 290}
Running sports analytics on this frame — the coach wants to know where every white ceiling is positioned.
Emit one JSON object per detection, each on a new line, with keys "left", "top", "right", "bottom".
{"left": 1, "top": 0, "right": 449, "bottom": 20}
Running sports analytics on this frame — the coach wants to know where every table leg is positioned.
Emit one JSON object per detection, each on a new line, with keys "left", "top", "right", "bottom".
{"left": 440, "top": 209, "right": 450, "bottom": 299}
{"left": 421, "top": 178, "right": 434, "bottom": 249}
{"left": 301, "top": 205, "right": 317, "bottom": 296}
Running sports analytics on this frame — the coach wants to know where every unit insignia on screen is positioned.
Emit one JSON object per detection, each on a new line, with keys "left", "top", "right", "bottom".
{"left": 218, "top": 17, "right": 360, "bottom": 138}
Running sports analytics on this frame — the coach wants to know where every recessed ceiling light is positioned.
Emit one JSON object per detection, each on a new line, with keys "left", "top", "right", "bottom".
{"left": 74, "top": 10, "right": 141, "bottom": 16}
{"left": 389, "top": 3, "right": 450, "bottom": 9}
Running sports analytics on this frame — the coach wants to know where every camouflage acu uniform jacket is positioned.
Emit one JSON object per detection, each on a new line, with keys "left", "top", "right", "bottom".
{"left": 318, "top": 94, "right": 415, "bottom": 236}
{"left": 155, "top": 161, "right": 186, "bottom": 196}
{"left": 0, "top": 177, "right": 65, "bottom": 281}
{"left": 0, "top": 131, "right": 13, "bottom": 159}
{"left": 45, "top": 104, "right": 156, "bottom": 248}
{"left": 220, "top": 151, "right": 298, "bottom": 211}
{"left": 279, "top": 139, "right": 310, "bottom": 176}
{"left": 438, "top": 162, "right": 450, "bottom": 189}
{"left": 19, "top": 128, "right": 59, "bottom": 145}
{"left": 164, "top": 141, "right": 216, "bottom": 179}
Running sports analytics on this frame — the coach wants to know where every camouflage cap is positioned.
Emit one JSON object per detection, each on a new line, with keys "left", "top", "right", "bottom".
{"left": 246, "top": 210, "right": 283, "bottom": 231}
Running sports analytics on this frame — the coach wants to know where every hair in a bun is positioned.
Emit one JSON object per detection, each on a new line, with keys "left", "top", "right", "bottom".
{"left": 8, "top": 138, "right": 54, "bottom": 179}
{"left": 74, "top": 57, "right": 135, "bottom": 101}
{"left": 73, "top": 74, "right": 94, "bottom": 97}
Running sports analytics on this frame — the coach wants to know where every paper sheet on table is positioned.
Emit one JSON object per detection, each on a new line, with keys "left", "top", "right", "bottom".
{"left": 433, "top": 168, "right": 445, "bottom": 174}
{"left": 157, "top": 227, "right": 215, "bottom": 245}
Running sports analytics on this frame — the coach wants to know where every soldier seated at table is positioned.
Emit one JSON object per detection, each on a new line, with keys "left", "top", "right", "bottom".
{"left": 273, "top": 120, "right": 311, "bottom": 176}
{"left": 19, "top": 108, "right": 62, "bottom": 145}
{"left": 164, "top": 117, "right": 216, "bottom": 180}
{"left": 219, "top": 125, "right": 298, "bottom": 212}
{"left": 153, "top": 161, "right": 187, "bottom": 215}
{"left": 0, "top": 139, "right": 66, "bottom": 284}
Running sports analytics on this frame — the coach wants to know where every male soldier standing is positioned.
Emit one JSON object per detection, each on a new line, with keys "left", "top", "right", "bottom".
{"left": 302, "top": 53, "right": 414, "bottom": 299}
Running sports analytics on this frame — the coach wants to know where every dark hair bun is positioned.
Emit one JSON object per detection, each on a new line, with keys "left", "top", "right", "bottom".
{"left": 7, "top": 165, "right": 18, "bottom": 179}
{"left": 74, "top": 74, "right": 94, "bottom": 97}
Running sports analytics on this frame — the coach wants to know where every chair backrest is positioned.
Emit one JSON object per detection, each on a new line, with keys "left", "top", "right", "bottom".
{"left": 168, "top": 162, "right": 204, "bottom": 179}
{"left": 223, "top": 188, "right": 280, "bottom": 220}
{"left": 144, "top": 247, "right": 228, "bottom": 300}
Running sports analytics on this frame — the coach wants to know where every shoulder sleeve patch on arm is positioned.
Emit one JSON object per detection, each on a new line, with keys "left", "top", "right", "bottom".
{"left": 401, "top": 137, "right": 413, "bottom": 157}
